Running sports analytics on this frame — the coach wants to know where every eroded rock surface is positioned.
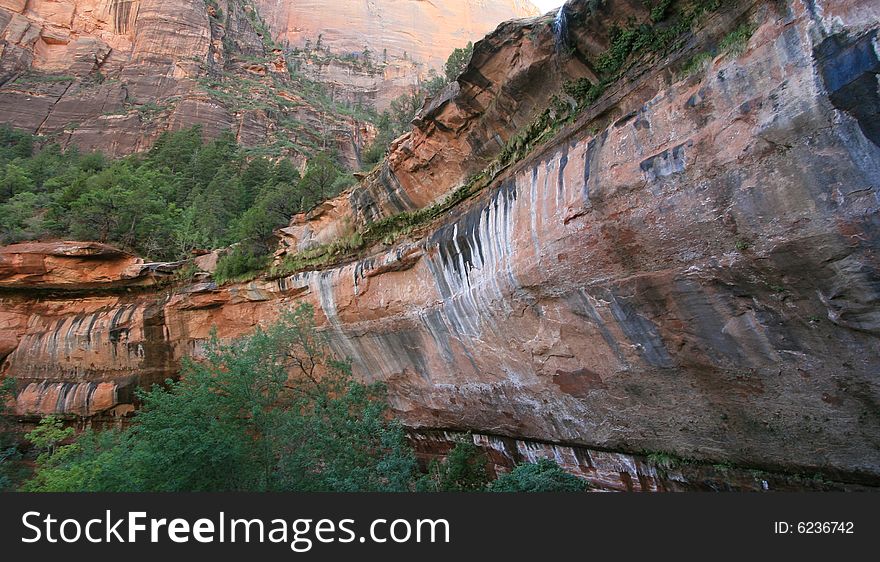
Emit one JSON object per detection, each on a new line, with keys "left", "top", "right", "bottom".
{"left": 0, "top": 0, "right": 536, "bottom": 160}
{"left": 255, "top": 0, "right": 539, "bottom": 109}
{"left": 1, "top": 0, "right": 879, "bottom": 487}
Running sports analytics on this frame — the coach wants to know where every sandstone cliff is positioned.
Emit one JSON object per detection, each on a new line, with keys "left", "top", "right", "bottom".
{"left": 254, "top": 0, "right": 539, "bottom": 108}
{"left": 0, "top": 0, "right": 536, "bottom": 161}
{"left": 2, "top": 0, "right": 880, "bottom": 490}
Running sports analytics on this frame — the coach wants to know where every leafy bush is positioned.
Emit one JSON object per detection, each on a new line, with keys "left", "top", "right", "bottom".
{"left": 489, "top": 458, "right": 590, "bottom": 492}
{"left": 416, "top": 440, "right": 490, "bottom": 492}
{"left": 444, "top": 42, "right": 474, "bottom": 82}
{"left": 0, "top": 378, "right": 23, "bottom": 491}
{"left": 213, "top": 245, "right": 270, "bottom": 285}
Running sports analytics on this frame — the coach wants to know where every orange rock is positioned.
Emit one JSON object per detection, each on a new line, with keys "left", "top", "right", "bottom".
{"left": 2, "top": 0, "right": 880, "bottom": 484}
{"left": 0, "top": 241, "right": 150, "bottom": 289}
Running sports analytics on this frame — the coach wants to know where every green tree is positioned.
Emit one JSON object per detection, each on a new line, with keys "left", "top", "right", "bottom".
{"left": 213, "top": 245, "right": 270, "bottom": 284}
{"left": 68, "top": 185, "right": 125, "bottom": 243}
{"left": 0, "top": 378, "right": 22, "bottom": 491}
{"left": 25, "top": 415, "right": 75, "bottom": 464}
{"left": 299, "top": 151, "right": 342, "bottom": 206}
{"left": 422, "top": 69, "right": 448, "bottom": 98}
{"left": 0, "top": 124, "right": 34, "bottom": 162}
{"left": 147, "top": 127, "right": 204, "bottom": 176}
{"left": 389, "top": 89, "right": 425, "bottom": 132}
{"left": 272, "top": 158, "right": 301, "bottom": 185}
{"left": 187, "top": 131, "right": 238, "bottom": 191}
{"left": 444, "top": 41, "right": 473, "bottom": 82}
{"left": 0, "top": 191, "right": 42, "bottom": 243}
{"left": 361, "top": 112, "right": 395, "bottom": 166}
{"left": 488, "top": 458, "right": 590, "bottom": 492}
{"left": 0, "top": 162, "right": 35, "bottom": 200}
{"left": 239, "top": 157, "right": 274, "bottom": 210}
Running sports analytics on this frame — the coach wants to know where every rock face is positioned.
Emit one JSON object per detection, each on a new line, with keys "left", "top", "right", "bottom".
{"left": 0, "top": 0, "right": 219, "bottom": 156}
{"left": 1, "top": 0, "right": 880, "bottom": 489}
{"left": 0, "top": 241, "right": 143, "bottom": 288}
{"left": 258, "top": 0, "right": 538, "bottom": 67}
{"left": 255, "top": 0, "right": 539, "bottom": 108}
{"left": 0, "top": 0, "right": 536, "bottom": 160}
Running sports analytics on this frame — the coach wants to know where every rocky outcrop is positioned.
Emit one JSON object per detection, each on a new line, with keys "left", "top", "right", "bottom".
{"left": 1, "top": 0, "right": 880, "bottom": 489}
{"left": 0, "top": 241, "right": 152, "bottom": 289}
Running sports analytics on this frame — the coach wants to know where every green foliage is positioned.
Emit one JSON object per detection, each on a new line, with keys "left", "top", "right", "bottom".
{"left": 0, "top": 126, "right": 344, "bottom": 263}
{"left": 489, "top": 458, "right": 590, "bottom": 492}
{"left": 444, "top": 42, "right": 474, "bottom": 82}
{"left": 23, "top": 304, "right": 419, "bottom": 492}
{"left": 361, "top": 103, "right": 413, "bottom": 167}
{"left": 213, "top": 246, "right": 269, "bottom": 285}
{"left": 718, "top": 22, "right": 756, "bottom": 56}
{"left": 25, "top": 416, "right": 74, "bottom": 465}
{"left": 596, "top": 21, "right": 655, "bottom": 75}
{"left": 596, "top": 0, "right": 722, "bottom": 79}
{"left": 678, "top": 20, "right": 755, "bottom": 78}
{"left": 416, "top": 440, "right": 490, "bottom": 492}
{"left": 646, "top": 451, "right": 689, "bottom": 472}
{"left": 272, "top": 231, "right": 364, "bottom": 277}
{"left": 0, "top": 378, "right": 23, "bottom": 491}
{"left": 649, "top": 0, "right": 674, "bottom": 23}
{"left": 298, "top": 151, "right": 343, "bottom": 204}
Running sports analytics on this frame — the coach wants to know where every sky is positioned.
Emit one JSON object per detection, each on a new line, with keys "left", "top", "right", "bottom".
{"left": 532, "top": 0, "right": 563, "bottom": 13}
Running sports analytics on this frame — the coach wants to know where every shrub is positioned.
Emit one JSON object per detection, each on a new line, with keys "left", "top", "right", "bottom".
{"left": 417, "top": 440, "right": 490, "bottom": 492}
{"left": 489, "top": 458, "right": 590, "bottom": 492}
{"left": 213, "top": 245, "right": 270, "bottom": 284}
{"left": 0, "top": 378, "right": 23, "bottom": 491}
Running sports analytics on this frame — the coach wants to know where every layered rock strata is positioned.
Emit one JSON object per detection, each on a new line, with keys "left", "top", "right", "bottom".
{"left": 0, "top": 0, "right": 536, "bottom": 160}
{"left": 1, "top": 0, "right": 879, "bottom": 487}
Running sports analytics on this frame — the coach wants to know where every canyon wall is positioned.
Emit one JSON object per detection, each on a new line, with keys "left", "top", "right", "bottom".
{"left": 0, "top": 1, "right": 255, "bottom": 157}
{"left": 257, "top": 0, "right": 539, "bottom": 67}
{"left": 254, "top": 0, "right": 540, "bottom": 108}
{"left": 1, "top": 0, "right": 879, "bottom": 489}
{"left": 0, "top": 1, "right": 536, "bottom": 160}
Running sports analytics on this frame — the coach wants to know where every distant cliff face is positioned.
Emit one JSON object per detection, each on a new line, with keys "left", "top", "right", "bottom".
{"left": 0, "top": 0, "right": 534, "bottom": 160}
{"left": 2, "top": 0, "right": 880, "bottom": 490}
{"left": 0, "top": 0, "right": 240, "bottom": 157}
{"left": 257, "top": 0, "right": 539, "bottom": 67}
{"left": 254, "top": 0, "right": 539, "bottom": 108}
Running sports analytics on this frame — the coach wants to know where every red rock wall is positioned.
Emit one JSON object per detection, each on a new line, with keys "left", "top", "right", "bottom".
{"left": 254, "top": 0, "right": 540, "bottom": 109}
{"left": 1, "top": 0, "right": 879, "bottom": 486}
{"left": 0, "top": 0, "right": 536, "bottom": 159}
